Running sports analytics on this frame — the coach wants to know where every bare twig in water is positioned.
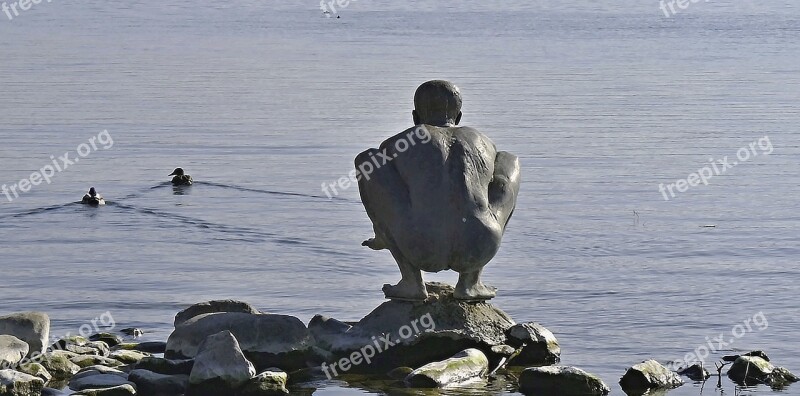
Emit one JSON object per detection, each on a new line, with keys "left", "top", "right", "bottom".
{"left": 489, "top": 343, "right": 526, "bottom": 377}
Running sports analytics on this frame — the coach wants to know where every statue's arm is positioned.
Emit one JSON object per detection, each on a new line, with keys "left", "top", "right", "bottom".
{"left": 488, "top": 151, "right": 520, "bottom": 228}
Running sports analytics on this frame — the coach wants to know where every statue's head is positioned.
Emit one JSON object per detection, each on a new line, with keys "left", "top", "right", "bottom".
{"left": 413, "top": 80, "right": 463, "bottom": 127}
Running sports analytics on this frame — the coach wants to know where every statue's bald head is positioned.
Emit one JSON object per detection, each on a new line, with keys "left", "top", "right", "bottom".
{"left": 413, "top": 80, "right": 463, "bottom": 127}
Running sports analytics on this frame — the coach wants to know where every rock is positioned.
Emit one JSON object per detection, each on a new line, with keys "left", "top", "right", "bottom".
{"left": 89, "top": 333, "right": 123, "bottom": 348}
{"left": 0, "top": 336, "right": 29, "bottom": 368}
{"left": 727, "top": 355, "right": 798, "bottom": 387}
{"left": 166, "top": 312, "right": 313, "bottom": 371}
{"left": 52, "top": 335, "right": 89, "bottom": 350}
{"left": 0, "top": 312, "right": 50, "bottom": 357}
{"left": 174, "top": 300, "right": 260, "bottom": 327}
{"left": 128, "top": 369, "right": 189, "bottom": 395}
{"left": 119, "top": 329, "right": 143, "bottom": 338}
{"left": 519, "top": 366, "right": 610, "bottom": 396}
{"left": 0, "top": 369, "right": 45, "bottom": 396}
{"left": 619, "top": 360, "right": 683, "bottom": 393}
{"left": 677, "top": 364, "right": 710, "bottom": 381}
{"left": 108, "top": 350, "right": 149, "bottom": 364}
{"left": 41, "top": 388, "right": 62, "bottom": 396}
{"left": 69, "top": 355, "right": 124, "bottom": 369}
{"left": 72, "top": 366, "right": 128, "bottom": 381}
{"left": 723, "top": 350, "right": 770, "bottom": 362}
{"left": 311, "top": 282, "right": 515, "bottom": 371}
{"left": 16, "top": 363, "right": 51, "bottom": 382}
{"left": 85, "top": 341, "right": 111, "bottom": 357}
{"left": 187, "top": 330, "right": 256, "bottom": 396}
{"left": 506, "top": 322, "right": 561, "bottom": 365}
{"left": 70, "top": 384, "right": 137, "bottom": 396}
{"left": 129, "top": 342, "right": 167, "bottom": 354}
{"left": 405, "top": 348, "right": 489, "bottom": 388}
{"left": 286, "top": 367, "right": 322, "bottom": 384}
{"left": 134, "top": 357, "right": 194, "bottom": 375}
{"left": 239, "top": 369, "right": 289, "bottom": 396}
{"left": 68, "top": 373, "right": 136, "bottom": 391}
{"left": 38, "top": 352, "right": 81, "bottom": 378}
{"left": 387, "top": 367, "right": 414, "bottom": 380}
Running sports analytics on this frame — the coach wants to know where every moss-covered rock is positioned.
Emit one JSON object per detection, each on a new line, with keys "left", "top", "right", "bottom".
{"left": 17, "top": 363, "right": 51, "bottom": 383}
{"left": 239, "top": 369, "right": 289, "bottom": 396}
{"left": 38, "top": 352, "right": 80, "bottom": 379}
{"left": 728, "top": 355, "right": 798, "bottom": 388}
{"left": 0, "top": 369, "right": 44, "bottom": 396}
{"left": 405, "top": 348, "right": 489, "bottom": 388}
{"left": 519, "top": 366, "right": 610, "bottom": 396}
{"left": 619, "top": 360, "right": 682, "bottom": 393}
{"left": 506, "top": 322, "right": 560, "bottom": 365}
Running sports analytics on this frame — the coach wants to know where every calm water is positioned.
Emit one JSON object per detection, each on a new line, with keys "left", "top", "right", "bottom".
{"left": 1, "top": 1, "right": 799, "bottom": 395}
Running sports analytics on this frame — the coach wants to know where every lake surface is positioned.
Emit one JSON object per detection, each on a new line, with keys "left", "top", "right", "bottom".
{"left": 0, "top": 1, "right": 798, "bottom": 394}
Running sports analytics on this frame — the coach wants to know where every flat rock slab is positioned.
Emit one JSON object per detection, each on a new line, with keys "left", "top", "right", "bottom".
{"left": 71, "top": 384, "right": 137, "bottom": 396}
{"left": 405, "top": 348, "right": 489, "bottom": 388}
{"left": 69, "top": 373, "right": 136, "bottom": 392}
{"left": 519, "top": 366, "right": 610, "bottom": 396}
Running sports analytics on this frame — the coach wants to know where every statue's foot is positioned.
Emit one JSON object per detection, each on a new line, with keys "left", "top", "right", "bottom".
{"left": 383, "top": 281, "right": 428, "bottom": 301}
{"left": 454, "top": 282, "right": 497, "bottom": 301}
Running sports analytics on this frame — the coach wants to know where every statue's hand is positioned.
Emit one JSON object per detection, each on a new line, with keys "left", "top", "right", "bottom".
{"left": 362, "top": 237, "right": 387, "bottom": 250}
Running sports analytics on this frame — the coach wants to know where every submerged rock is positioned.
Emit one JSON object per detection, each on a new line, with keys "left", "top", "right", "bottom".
{"left": 405, "top": 348, "right": 489, "bottom": 388}
{"left": 505, "top": 322, "right": 561, "bottom": 365}
{"left": 89, "top": 333, "right": 123, "bottom": 348}
{"left": 0, "top": 312, "right": 50, "bottom": 357}
{"left": 677, "top": 364, "right": 710, "bottom": 381}
{"left": 519, "top": 366, "right": 610, "bottom": 396}
{"left": 108, "top": 350, "right": 149, "bottom": 364}
{"left": 0, "top": 369, "right": 45, "bottom": 396}
{"left": 134, "top": 357, "right": 194, "bottom": 375}
{"left": 239, "top": 369, "right": 289, "bottom": 396}
{"left": 311, "top": 282, "right": 515, "bottom": 371}
{"left": 619, "top": 360, "right": 683, "bottom": 393}
{"left": 72, "top": 366, "right": 128, "bottom": 381}
{"left": 723, "top": 350, "right": 770, "bottom": 362}
{"left": 187, "top": 330, "right": 256, "bottom": 396}
{"left": 166, "top": 312, "right": 313, "bottom": 371}
{"left": 0, "top": 335, "right": 29, "bottom": 368}
{"left": 174, "top": 300, "right": 260, "bottom": 327}
{"left": 70, "top": 355, "right": 124, "bottom": 369}
{"left": 68, "top": 373, "right": 135, "bottom": 391}
{"left": 128, "top": 369, "right": 189, "bottom": 395}
{"left": 129, "top": 341, "right": 167, "bottom": 354}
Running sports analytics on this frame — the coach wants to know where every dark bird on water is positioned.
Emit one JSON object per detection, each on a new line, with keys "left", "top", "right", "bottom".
{"left": 169, "top": 168, "right": 193, "bottom": 186}
{"left": 81, "top": 187, "right": 105, "bottom": 206}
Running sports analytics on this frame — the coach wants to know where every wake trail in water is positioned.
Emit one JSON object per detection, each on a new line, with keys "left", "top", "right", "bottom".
{"left": 195, "top": 181, "right": 354, "bottom": 202}
{"left": 116, "top": 182, "right": 172, "bottom": 200}
{"left": 0, "top": 203, "right": 79, "bottom": 220}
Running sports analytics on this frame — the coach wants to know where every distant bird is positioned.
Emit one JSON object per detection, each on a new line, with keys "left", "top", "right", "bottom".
{"left": 169, "top": 168, "right": 193, "bottom": 186}
{"left": 81, "top": 187, "right": 105, "bottom": 206}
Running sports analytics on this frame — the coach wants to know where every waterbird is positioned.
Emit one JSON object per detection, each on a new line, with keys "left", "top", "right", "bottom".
{"left": 169, "top": 168, "right": 193, "bottom": 186}
{"left": 81, "top": 187, "right": 105, "bottom": 206}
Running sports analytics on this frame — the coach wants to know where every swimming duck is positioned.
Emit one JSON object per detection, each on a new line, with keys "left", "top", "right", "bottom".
{"left": 169, "top": 168, "right": 193, "bottom": 186}
{"left": 81, "top": 187, "right": 105, "bottom": 206}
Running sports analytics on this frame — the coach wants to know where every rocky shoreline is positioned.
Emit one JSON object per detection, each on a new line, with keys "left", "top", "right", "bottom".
{"left": 0, "top": 285, "right": 796, "bottom": 395}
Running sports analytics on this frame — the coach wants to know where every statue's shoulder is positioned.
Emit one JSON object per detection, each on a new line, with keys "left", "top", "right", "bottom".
{"left": 450, "top": 126, "right": 496, "bottom": 149}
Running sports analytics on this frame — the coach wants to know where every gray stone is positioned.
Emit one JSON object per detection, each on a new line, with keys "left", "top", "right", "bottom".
{"left": 0, "top": 336, "right": 29, "bottom": 368}
{"left": 38, "top": 352, "right": 81, "bottom": 379}
{"left": 128, "top": 369, "right": 189, "bottom": 395}
{"left": 727, "top": 355, "right": 798, "bottom": 387}
{"left": 70, "top": 384, "right": 137, "bottom": 396}
{"left": 72, "top": 366, "right": 127, "bottom": 381}
{"left": 174, "top": 300, "right": 260, "bottom": 327}
{"left": 52, "top": 335, "right": 89, "bottom": 351}
{"left": 187, "top": 331, "right": 256, "bottom": 395}
{"left": 70, "top": 355, "right": 124, "bottom": 369}
{"left": 0, "top": 369, "right": 44, "bottom": 396}
{"left": 108, "top": 350, "right": 148, "bottom": 365}
{"left": 89, "top": 333, "right": 123, "bottom": 348}
{"left": 239, "top": 369, "right": 289, "bottom": 396}
{"left": 405, "top": 348, "right": 489, "bottom": 388}
{"left": 16, "top": 363, "right": 51, "bottom": 382}
{"left": 357, "top": 80, "right": 519, "bottom": 301}
{"left": 129, "top": 342, "right": 166, "bottom": 354}
{"left": 311, "top": 282, "right": 515, "bottom": 371}
{"left": 677, "top": 364, "right": 710, "bottom": 381}
{"left": 166, "top": 312, "right": 313, "bottom": 371}
{"left": 519, "top": 366, "right": 610, "bottom": 396}
{"left": 619, "top": 359, "right": 683, "bottom": 392}
{"left": 134, "top": 357, "right": 194, "bottom": 375}
{"left": 68, "top": 373, "right": 135, "bottom": 391}
{"left": 506, "top": 322, "right": 561, "bottom": 365}
{"left": 0, "top": 312, "right": 50, "bottom": 357}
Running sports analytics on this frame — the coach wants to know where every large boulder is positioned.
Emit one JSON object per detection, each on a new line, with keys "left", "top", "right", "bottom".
{"left": 405, "top": 348, "right": 489, "bottom": 388}
{"left": 310, "top": 282, "right": 515, "bottom": 371}
{"left": 506, "top": 322, "right": 561, "bottom": 365}
{"left": 0, "top": 369, "right": 44, "bottom": 396}
{"left": 0, "top": 336, "right": 29, "bottom": 368}
{"left": 728, "top": 355, "right": 798, "bottom": 387}
{"left": 175, "top": 300, "right": 260, "bottom": 327}
{"left": 187, "top": 331, "right": 256, "bottom": 396}
{"left": 619, "top": 360, "right": 683, "bottom": 393}
{"left": 519, "top": 366, "right": 610, "bottom": 395}
{"left": 166, "top": 312, "right": 313, "bottom": 371}
{"left": 128, "top": 369, "right": 189, "bottom": 395}
{"left": 0, "top": 313, "right": 49, "bottom": 358}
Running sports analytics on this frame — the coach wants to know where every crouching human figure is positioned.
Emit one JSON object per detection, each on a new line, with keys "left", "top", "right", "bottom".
{"left": 356, "top": 80, "right": 520, "bottom": 301}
